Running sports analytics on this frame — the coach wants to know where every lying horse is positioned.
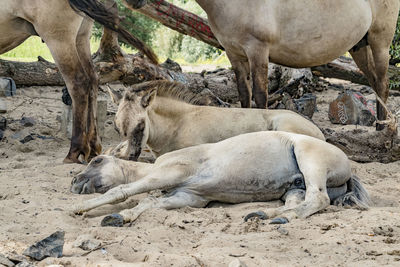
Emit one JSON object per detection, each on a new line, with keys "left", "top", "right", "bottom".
{"left": 71, "top": 131, "right": 370, "bottom": 225}
{"left": 129, "top": 0, "right": 399, "bottom": 130}
{"left": 107, "top": 80, "right": 325, "bottom": 160}
{"left": 0, "top": 0, "right": 157, "bottom": 163}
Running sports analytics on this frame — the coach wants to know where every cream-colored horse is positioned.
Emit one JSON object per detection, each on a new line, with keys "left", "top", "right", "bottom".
{"left": 71, "top": 131, "right": 370, "bottom": 225}
{"left": 129, "top": 0, "right": 399, "bottom": 130}
{"left": 0, "top": 0, "right": 157, "bottom": 163}
{"left": 107, "top": 80, "right": 325, "bottom": 160}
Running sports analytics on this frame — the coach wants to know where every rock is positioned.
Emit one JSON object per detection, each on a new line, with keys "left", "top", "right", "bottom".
{"left": 0, "top": 77, "right": 16, "bottom": 97}
{"left": 15, "top": 261, "right": 35, "bottom": 267}
{"left": 0, "top": 98, "right": 7, "bottom": 113}
{"left": 276, "top": 226, "right": 289, "bottom": 235}
{"left": 388, "top": 250, "right": 400, "bottom": 256}
{"left": 229, "top": 259, "right": 248, "bottom": 267}
{"left": 23, "top": 231, "right": 65, "bottom": 261}
{"left": 329, "top": 91, "right": 376, "bottom": 126}
{"left": 0, "top": 130, "right": 3, "bottom": 141}
{"left": 0, "top": 116, "right": 6, "bottom": 130}
{"left": 20, "top": 117, "right": 35, "bottom": 127}
{"left": 73, "top": 235, "right": 101, "bottom": 251}
{"left": 269, "top": 217, "right": 289, "bottom": 225}
{"left": 101, "top": 213, "right": 124, "bottom": 227}
{"left": 0, "top": 253, "right": 15, "bottom": 267}
{"left": 19, "top": 135, "right": 35, "bottom": 144}
{"left": 244, "top": 211, "right": 268, "bottom": 222}
{"left": 294, "top": 93, "right": 317, "bottom": 119}
{"left": 61, "top": 87, "right": 72, "bottom": 106}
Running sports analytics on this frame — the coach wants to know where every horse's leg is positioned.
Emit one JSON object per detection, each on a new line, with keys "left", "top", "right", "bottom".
{"left": 76, "top": 18, "right": 102, "bottom": 158}
{"left": 247, "top": 43, "right": 269, "bottom": 108}
{"left": 35, "top": 27, "right": 91, "bottom": 163}
{"left": 107, "top": 191, "right": 208, "bottom": 224}
{"left": 227, "top": 52, "right": 251, "bottom": 108}
{"left": 72, "top": 166, "right": 190, "bottom": 214}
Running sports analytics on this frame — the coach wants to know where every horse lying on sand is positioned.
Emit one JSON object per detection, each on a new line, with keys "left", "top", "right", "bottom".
{"left": 0, "top": 0, "right": 157, "bottom": 163}
{"left": 127, "top": 0, "right": 399, "bottom": 131}
{"left": 71, "top": 131, "right": 370, "bottom": 225}
{"left": 106, "top": 80, "right": 325, "bottom": 160}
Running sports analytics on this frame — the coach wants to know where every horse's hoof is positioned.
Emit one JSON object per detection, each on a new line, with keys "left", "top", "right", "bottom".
{"left": 244, "top": 211, "right": 268, "bottom": 222}
{"left": 101, "top": 214, "right": 124, "bottom": 227}
{"left": 269, "top": 217, "right": 289, "bottom": 224}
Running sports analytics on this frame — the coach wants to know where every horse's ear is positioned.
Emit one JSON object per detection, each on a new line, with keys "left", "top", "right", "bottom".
{"left": 141, "top": 88, "right": 157, "bottom": 108}
{"left": 107, "top": 85, "right": 123, "bottom": 104}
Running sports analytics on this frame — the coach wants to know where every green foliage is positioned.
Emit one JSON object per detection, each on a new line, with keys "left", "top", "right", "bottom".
{"left": 390, "top": 13, "right": 400, "bottom": 64}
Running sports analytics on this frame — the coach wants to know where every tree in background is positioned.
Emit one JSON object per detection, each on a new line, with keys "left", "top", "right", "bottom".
{"left": 390, "top": 13, "right": 400, "bottom": 66}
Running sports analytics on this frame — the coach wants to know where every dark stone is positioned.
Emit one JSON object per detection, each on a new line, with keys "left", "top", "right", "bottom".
{"left": 269, "top": 217, "right": 289, "bottom": 225}
{"left": 0, "top": 130, "right": 3, "bottom": 141}
{"left": 101, "top": 214, "right": 124, "bottom": 227}
{"left": 0, "top": 77, "right": 17, "bottom": 97}
{"left": 329, "top": 91, "right": 376, "bottom": 126}
{"left": 19, "top": 135, "right": 34, "bottom": 144}
{"left": 23, "top": 230, "right": 65, "bottom": 261}
{"left": 20, "top": 117, "right": 35, "bottom": 127}
{"left": 294, "top": 93, "right": 317, "bottom": 119}
{"left": 244, "top": 211, "right": 268, "bottom": 222}
{"left": 0, "top": 116, "right": 6, "bottom": 131}
{"left": 62, "top": 87, "right": 72, "bottom": 106}
{"left": 0, "top": 253, "right": 15, "bottom": 267}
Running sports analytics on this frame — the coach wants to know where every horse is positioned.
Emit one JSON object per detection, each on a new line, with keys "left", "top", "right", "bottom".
{"left": 106, "top": 80, "right": 325, "bottom": 160}
{"left": 128, "top": 0, "right": 399, "bottom": 130}
{"left": 70, "top": 131, "right": 370, "bottom": 225}
{"left": 0, "top": 0, "right": 157, "bottom": 163}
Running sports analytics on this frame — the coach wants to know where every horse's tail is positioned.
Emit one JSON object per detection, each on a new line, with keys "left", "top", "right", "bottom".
{"left": 333, "top": 175, "right": 371, "bottom": 210}
{"left": 68, "top": 0, "right": 158, "bottom": 64}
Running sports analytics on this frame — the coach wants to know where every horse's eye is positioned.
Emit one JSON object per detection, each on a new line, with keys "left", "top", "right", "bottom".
{"left": 93, "top": 157, "right": 103, "bottom": 164}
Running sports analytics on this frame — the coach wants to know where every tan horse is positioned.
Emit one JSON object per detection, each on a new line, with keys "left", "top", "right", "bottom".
{"left": 107, "top": 80, "right": 325, "bottom": 160}
{"left": 0, "top": 0, "right": 157, "bottom": 163}
{"left": 71, "top": 131, "right": 370, "bottom": 225}
{"left": 129, "top": 0, "right": 399, "bottom": 130}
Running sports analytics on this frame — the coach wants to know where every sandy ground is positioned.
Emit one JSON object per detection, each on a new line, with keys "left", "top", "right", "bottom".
{"left": 0, "top": 80, "right": 399, "bottom": 267}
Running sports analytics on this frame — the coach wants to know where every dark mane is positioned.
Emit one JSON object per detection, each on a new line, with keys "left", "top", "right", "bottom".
{"left": 130, "top": 80, "right": 206, "bottom": 105}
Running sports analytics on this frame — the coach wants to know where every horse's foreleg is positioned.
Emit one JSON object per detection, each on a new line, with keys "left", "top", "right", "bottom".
{"left": 247, "top": 44, "right": 269, "bottom": 108}
{"left": 76, "top": 19, "right": 102, "bottom": 158}
{"left": 42, "top": 37, "right": 91, "bottom": 163}
{"left": 72, "top": 166, "right": 190, "bottom": 214}
{"left": 227, "top": 53, "right": 251, "bottom": 108}
{"left": 105, "top": 191, "right": 208, "bottom": 224}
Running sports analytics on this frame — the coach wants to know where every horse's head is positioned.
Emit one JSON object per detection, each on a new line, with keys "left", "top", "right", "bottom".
{"left": 108, "top": 83, "right": 157, "bottom": 161}
{"left": 70, "top": 156, "right": 125, "bottom": 194}
{"left": 124, "top": 0, "right": 148, "bottom": 9}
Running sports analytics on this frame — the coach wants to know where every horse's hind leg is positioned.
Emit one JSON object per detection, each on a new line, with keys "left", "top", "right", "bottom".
{"left": 246, "top": 43, "right": 269, "bottom": 108}
{"left": 110, "top": 191, "right": 208, "bottom": 224}
{"left": 227, "top": 52, "right": 252, "bottom": 108}
{"left": 76, "top": 18, "right": 102, "bottom": 158}
{"left": 351, "top": 3, "right": 399, "bottom": 130}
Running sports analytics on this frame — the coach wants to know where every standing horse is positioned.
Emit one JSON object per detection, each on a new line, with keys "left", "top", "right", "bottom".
{"left": 128, "top": 0, "right": 399, "bottom": 130}
{"left": 0, "top": 0, "right": 157, "bottom": 163}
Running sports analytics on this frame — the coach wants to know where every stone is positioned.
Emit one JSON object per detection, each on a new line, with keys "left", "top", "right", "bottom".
{"left": 244, "top": 211, "right": 267, "bottom": 222}
{"left": 0, "top": 98, "right": 7, "bottom": 113}
{"left": 20, "top": 117, "right": 35, "bottom": 127}
{"left": 19, "top": 135, "right": 35, "bottom": 144}
{"left": 101, "top": 213, "right": 124, "bottom": 227}
{"left": 276, "top": 226, "right": 289, "bottom": 235}
{"left": 229, "top": 259, "right": 248, "bottom": 267}
{"left": 61, "top": 87, "right": 72, "bottom": 106}
{"left": 294, "top": 93, "right": 317, "bottom": 119}
{"left": 0, "top": 77, "right": 16, "bottom": 97}
{"left": 373, "top": 226, "right": 394, "bottom": 237}
{"left": 0, "top": 130, "right": 3, "bottom": 141}
{"left": 329, "top": 91, "right": 376, "bottom": 126}
{"left": 23, "top": 231, "right": 65, "bottom": 261}
{"left": 73, "top": 235, "right": 101, "bottom": 251}
{"left": 15, "top": 261, "right": 35, "bottom": 267}
{"left": 0, "top": 253, "right": 15, "bottom": 267}
{"left": 0, "top": 116, "right": 6, "bottom": 130}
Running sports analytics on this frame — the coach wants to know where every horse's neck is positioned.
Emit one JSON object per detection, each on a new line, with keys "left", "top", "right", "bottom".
{"left": 147, "top": 97, "right": 195, "bottom": 151}
{"left": 119, "top": 159, "right": 153, "bottom": 183}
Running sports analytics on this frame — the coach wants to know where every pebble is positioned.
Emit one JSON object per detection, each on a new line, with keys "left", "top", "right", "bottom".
{"left": 101, "top": 213, "right": 124, "bottom": 227}
{"left": 20, "top": 117, "right": 35, "bottom": 127}
{"left": 277, "top": 226, "right": 289, "bottom": 235}
{"left": 0, "top": 116, "right": 6, "bottom": 130}
{"left": 0, "top": 253, "right": 15, "bottom": 267}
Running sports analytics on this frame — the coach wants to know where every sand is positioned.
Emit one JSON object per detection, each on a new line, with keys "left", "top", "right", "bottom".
{"left": 0, "top": 81, "right": 399, "bottom": 267}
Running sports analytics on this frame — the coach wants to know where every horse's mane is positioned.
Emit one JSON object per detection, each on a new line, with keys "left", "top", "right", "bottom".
{"left": 130, "top": 80, "right": 205, "bottom": 105}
